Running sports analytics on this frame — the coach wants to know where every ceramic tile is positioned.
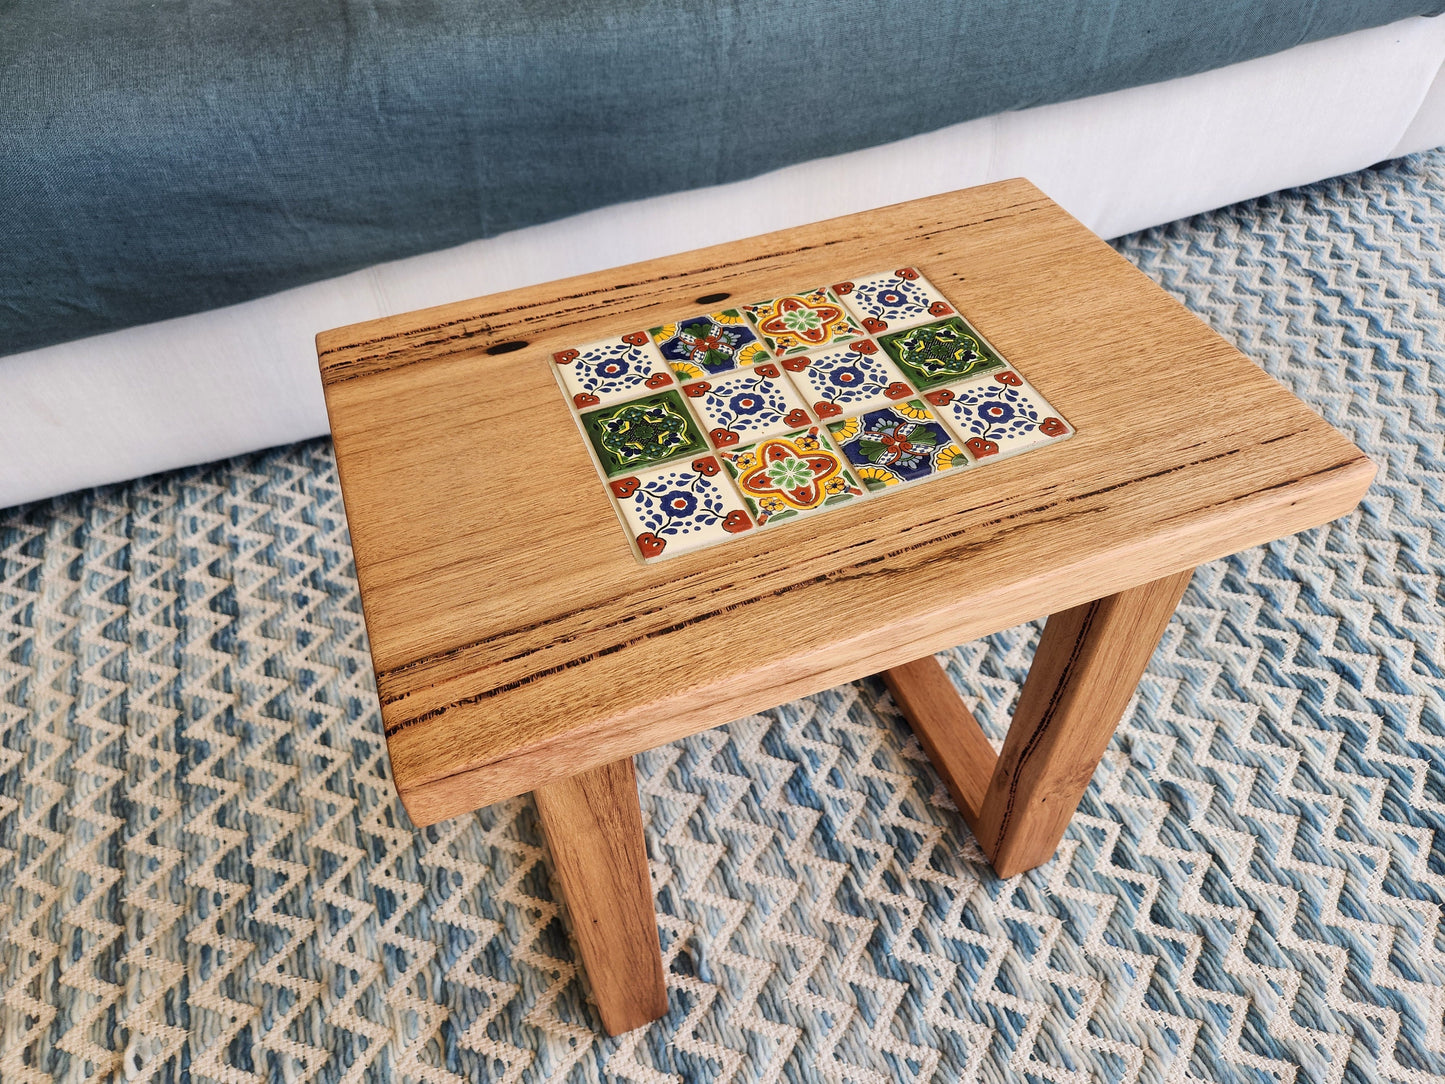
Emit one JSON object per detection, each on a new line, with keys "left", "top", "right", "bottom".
{"left": 877, "top": 316, "right": 1006, "bottom": 390}
{"left": 649, "top": 310, "right": 769, "bottom": 379}
{"left": 741, "top": 287, "right": 863, "bottom": 357}
{"left": 782, "top": 340, "right": 915, "bottom": 419}
{"left": 610, "top": 455, "right": 754, "bottom": 560}
{"left": 924, "top": 370, "right": 1072, "bottom": 461}
{"left": 681, "top": 363, "right": 813, "bottom": 448}
{"left": 833, "top": 267, "right": 954, "bottom": 334}
{"left": 827, "top": 400, "right": 968, "bottom": 490}
{"left": 719, "top": 427, "right": 864, "bottom": 527}
{"left": 553, "top": 332, "right": 674, "bottom": 409}
{"left": 581, "top": 388, "right": 710, "bottom": 477}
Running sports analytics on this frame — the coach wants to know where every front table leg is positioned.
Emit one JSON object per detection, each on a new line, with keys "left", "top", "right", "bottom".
{"left": 886, "top": 568, "right": 1194, "bottom": 878}
{"left": 533, "top": 756, "right": 668, "bottom": 1034}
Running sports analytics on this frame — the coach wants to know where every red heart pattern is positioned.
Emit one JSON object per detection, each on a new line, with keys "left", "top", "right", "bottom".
{"left": 637, "top": 532, "right": 666, "bottom": 558}
{"left": 721, "top": 510, "right": 753, "bottom": 533}
{"left": 684, "top": 381, "right": 711, "bottom": 397}
{"left": 645, "top": 371, "right": 673, "bottom": 389}
{"left": 784, "top": 408, "right": 811, "bottom": 427}
{"left": 815, "top": 401, "right": 842, "bottom": 418}
{"left": 965, "top": 437, "right": 999, "bottom": 458}
{"left": 1040, "top": 417, "right": 1068, "bottom": 436}
{"left": 610, "top": 477, "right": 640, "bottom": 498}
{"left": 884, "top": 382, "right": 912, "bottom": 400}
{"left": 754, "top": 363, "right": 780, "bottom": 378}
{"left": 711, "top": 428, "right": 740, "bottom": 447}
{"left": 622, "top": 331, "right": 649, "bottom": 346}
{"left": 574, "top": 392, "right": 600, "bottom": 409}
{"left": 853, "top": 339, "right": 877, "bottom": 354}
{"left": 924, "top": 390, "right": 954, "bottom": 407}
{"left": 896, "top": 267, "right": 918, "bottom": 280}
{"left": 693, "top": 456, "right": 720, "bottom": 476}
{"left": 554, "top": 349, "right": 580, "bottom": 364}
{"left": 928, "top": 302, "right": 953, "bottom": 317}
{"left": 832, "top": 281, "right": 854, "bottom": 295}
{"left": 782, "top": 357, "right": 810, "bottom": 372}
{"left": 995, "top": 371, "right": 1023, "bottom": 386}
{"left": 862, "top": 317, "right": 887, "bottom": 334}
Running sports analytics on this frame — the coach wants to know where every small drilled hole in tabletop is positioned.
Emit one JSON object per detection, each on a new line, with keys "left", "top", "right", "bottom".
{"left": 486, "top": 340, "right": 529, "bottom": 355}
{"left": 694, "top": 292, "right": 730, "bottom": 305}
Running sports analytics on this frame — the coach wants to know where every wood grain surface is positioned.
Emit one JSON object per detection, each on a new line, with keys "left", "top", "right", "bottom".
{"left": 973, "top": 568, "right": 1195, "bottom": 876}
{"left": 318, "top": 179, "right": 1375, "bottom": 826}
{"left": 532, "top": 756, "right": 667, "bottom": 1034}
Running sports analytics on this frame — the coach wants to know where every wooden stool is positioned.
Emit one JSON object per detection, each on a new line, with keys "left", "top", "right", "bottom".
{"left": 316, "top": 180, "right": 1373, "bottom": 1035}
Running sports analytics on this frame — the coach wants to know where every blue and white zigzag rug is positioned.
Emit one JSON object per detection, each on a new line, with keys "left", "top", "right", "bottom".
{"left": 4, "top": 150, "right": 1445, "bottom": 1083}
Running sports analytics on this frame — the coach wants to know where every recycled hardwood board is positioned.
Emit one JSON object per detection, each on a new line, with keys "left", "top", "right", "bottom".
{"left": 318, "top": 178, "right": 1375, "bottom": 826}
{"left": 532, "top": 756, "right": 668, "bottom": 1034}
{"left": 973, "top": 569, "right": 1195, "bottom": 876}
{"left": 882, "top": 657, "right": 997, "bottom": 824}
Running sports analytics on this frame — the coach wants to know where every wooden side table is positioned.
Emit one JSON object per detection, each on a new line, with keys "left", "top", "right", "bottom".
{"left": 316, "top": 180, "right": 1374, "bottom": 1034}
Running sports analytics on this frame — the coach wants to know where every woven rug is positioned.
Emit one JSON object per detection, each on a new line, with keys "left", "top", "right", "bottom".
{"left": 4, "top": 152, "right": 1445, "bottom": 1084}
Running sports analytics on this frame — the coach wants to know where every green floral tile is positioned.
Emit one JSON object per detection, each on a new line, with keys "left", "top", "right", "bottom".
{"left": 878, "top": 316, "right": 1005, "bottom": 390}
{"left": 581, "top": 388, "right": 709, "bottom": 477}
{"left": 741, "top": 287, "right": 863, "bottom": 357}
{"left": 718, "top": 426, "right": 864, "bottom": 527}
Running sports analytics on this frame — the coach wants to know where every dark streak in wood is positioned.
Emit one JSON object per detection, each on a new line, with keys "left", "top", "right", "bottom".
{"left": 378, "top": 452, "right": 1358, "bottom": 739}
{"left": 987, "top": 600, "right": 1099, "bottom": 846}
{"left": 317, "top": 200, "right": 1050, "bottom": 386}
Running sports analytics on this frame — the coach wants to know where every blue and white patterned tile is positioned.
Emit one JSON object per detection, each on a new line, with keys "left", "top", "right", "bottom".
{"left": 925, "top": 369, "right": 1072, "bottom": 461}
{"left": 682, "top": 363, "right": 813, "bottom": 448}
{"left": 833, "top": 267, "right": 955, "bottom": 335}
{"left": 827, "top": 400, "right": 969, "bottom": 490}
{"left": 553, "top": 331, "right": 675, "bottom": 409}
{"left": 609, "top": 454, "right": 754, "bottom": 560}
{"left": 781, "top": 339, "right": 916, "bottom": 420}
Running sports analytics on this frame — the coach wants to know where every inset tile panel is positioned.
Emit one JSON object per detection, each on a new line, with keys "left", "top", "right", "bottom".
{"left": 554, "top": 332, "right": 674, "bottom": 409}
{"left": 878, "top": 316, "right": 1005, "bottom": 390}
{"left": 834, "top": 267, "right": 954, "bottom": 334}
{"left": 682, "top": 363, "right": 813, "bottom": 448}
{"left": 649, "top": 310, "right": 768, "bottom": 379}
{"left": 828, "top": 400, "right": 968, "bottom": 490}
{"left": 719, "top": 426, "right": 864, "bottom": 527}
{"left": 610, "top": 455, "right": 753, "bottom": 560}
{"left": 925, "top": 370, "right": 1072, "bottom": 461}
{"left": 742, "top": 287, "right": 863, "bottom": 357}
{"left": 782, "top": 340, "right": 915, "bottom": 419}
{"left": 581, "top": 389, "right": 710, "bottom": 477}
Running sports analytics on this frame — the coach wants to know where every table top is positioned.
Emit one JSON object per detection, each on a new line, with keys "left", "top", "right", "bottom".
{"left": 317, "top": 179, "right": 1375, "bottom": 826}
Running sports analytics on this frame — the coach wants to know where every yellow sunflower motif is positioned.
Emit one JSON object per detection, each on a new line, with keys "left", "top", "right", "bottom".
{"left": 824, "top": 477, "right": 850, "bottom": 496}
{"left": 857, "top": 465, "right": 900, "bottom": 489}
{"left": 731, "top": 451, "right": 758, "bottom": 472}
{"left": 713, "top": 309, "right": 744, "bottom": 325}
{"left": 649, "top": 323, "right": 678, "bottom": 344}
{"left": 935, "top": 444, "right": 967, "bottom": 471}
{"left": 831, "top": 417, "right": 860, "bottom": 442}
{"left": 894, "top": 399, "right": 934, "bottom": 421}
{"left": 669, "top": 360, "right": 706, "bottom": 380}
{"left": 737, "top": 340, "right": 769, "bottom": 366}
{"left": 794, "top": 433, "right": 822, "bottom": 452}
{"left": 759, "top": 496, "right": 787, "bottom": 513}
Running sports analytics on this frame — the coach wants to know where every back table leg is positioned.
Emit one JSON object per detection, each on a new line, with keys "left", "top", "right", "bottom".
{"left": 533, "top": 756, "right": 668, "bottom": 1034}
{"left": 885, "top": 568, "right": 1194, "bottom": 877}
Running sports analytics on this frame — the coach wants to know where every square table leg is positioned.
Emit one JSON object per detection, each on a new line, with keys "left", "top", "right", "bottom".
{"left": 884, "top": 568, "right": 1194, "bottom": 877}
{"left": 533, "top": 756, "right": 668, "bottom": 1034}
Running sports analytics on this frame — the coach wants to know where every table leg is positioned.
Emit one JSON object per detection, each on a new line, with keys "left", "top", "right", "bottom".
{"left": 533, "top": 756, "right": 668, "bottom": 1034}
{"left": 884, "top": 568, "right": 1193, "bottom": 877}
